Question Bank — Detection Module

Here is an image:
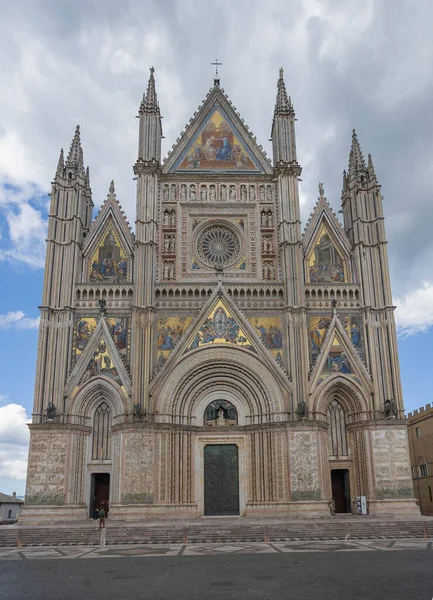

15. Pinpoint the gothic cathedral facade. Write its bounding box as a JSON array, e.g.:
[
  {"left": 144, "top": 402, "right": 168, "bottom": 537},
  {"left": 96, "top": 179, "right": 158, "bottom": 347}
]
[{"left": 22, "top": 68, "right": 418, "bottom": 522}]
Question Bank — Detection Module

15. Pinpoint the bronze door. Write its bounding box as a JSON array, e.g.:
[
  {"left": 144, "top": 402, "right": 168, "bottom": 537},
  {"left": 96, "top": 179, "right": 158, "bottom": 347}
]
[{"left": 204, "top": 444, "right": 240, "bottom": 516}]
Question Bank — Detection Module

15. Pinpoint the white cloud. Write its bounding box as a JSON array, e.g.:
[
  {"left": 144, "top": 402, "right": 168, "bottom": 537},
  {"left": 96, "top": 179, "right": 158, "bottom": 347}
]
[
  {"left": 0, "top": 404, "right": 30, "bottom": 484},
  {"left": 0, "top": 311, "right": 40, "bottom": 330},
  {"left": 395, "top": 281, "right": 433, "bottom": 336}
]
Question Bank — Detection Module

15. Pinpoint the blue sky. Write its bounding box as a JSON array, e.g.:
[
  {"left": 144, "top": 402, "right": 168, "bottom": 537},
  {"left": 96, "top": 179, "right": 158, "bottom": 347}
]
[{"left": 1, "top": 0, "right": 433, "bottom": 495}]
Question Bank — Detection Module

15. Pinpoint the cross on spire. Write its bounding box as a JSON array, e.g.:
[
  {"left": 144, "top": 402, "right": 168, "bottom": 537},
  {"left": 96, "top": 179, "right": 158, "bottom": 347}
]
[{"left": 211, "top": 59, "right": 222, "bottom": 86}]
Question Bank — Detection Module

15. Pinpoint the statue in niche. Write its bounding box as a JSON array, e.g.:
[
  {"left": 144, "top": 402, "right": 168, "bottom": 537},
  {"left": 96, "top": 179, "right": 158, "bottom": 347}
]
[
  {"left": 163, "top": 236, "right": 170, "bottom": 253},
  {"left": 259, "top": 186, "right": 265, "bottom": 202},
  {"left": 162, "top": 262, "right": 169, "bottom": 280},
  {"left": 266, "top": 211, "right": 273, "bottom": 227},
  {"left": 249, "top": 186, "right": 256, "bottom": 202},
  {"left": 229, "top": 185, "right": 236, "bottom": 201},
  {"left": 200, "top": 186, "right": 207, "bottom": 201},
  {"left": 46, "top": 402, "right": 57, "bottom": 421},
  {"left": 171, "top": 210, "right": 176, "bottom": 227},
  {"left": 163, "top": 210, "right": 169, "bottom": 226},
  {"left": 180, "top": 185, "right": 187, "bottom": 201},
  {"left": 205, "top": 400, "right": 238, "bottom": 426},
  {"left": 209, "top": 185, "right": 216, "bottom": 201},
  {"left": 384, "top": 399, "right": 397, "bottom": 418},
  {"left": 240, "top": 185, "right": 247, "bottom": 202},
  {"left": 163, "top": 186, "right": 169, "bottom": 201},
  {"left": 189, "top": 185, "right": 196, "bottom": 201},
  {"left": 133, "top": 403, "right": 142, "bottom": 421},
  {"left": 266, "top": 185, "right": 272, "bottom": 202},
  {"left": 98, "top": 298, "right": 106, "bottom": 315},
  {"left": 261, "top": 211, "right": 267, "bottom": 227},
  {"left": 170, "top": 184, "right": 176, "bottom": 201},
  {"left": 220, "top": 185, "right": 227, "bottom": 201},
  {"left": 169, "top": 236, "right": 175, "bottom": 253},
  {"left": 297, "top": 400, "right": 307, "bottom": 420}
]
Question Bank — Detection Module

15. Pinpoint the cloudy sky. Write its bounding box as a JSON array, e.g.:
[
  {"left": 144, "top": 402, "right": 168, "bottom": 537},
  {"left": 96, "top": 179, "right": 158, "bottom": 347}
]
[{"left": 1, "top": 0, "right": 432, "bottom": 495}]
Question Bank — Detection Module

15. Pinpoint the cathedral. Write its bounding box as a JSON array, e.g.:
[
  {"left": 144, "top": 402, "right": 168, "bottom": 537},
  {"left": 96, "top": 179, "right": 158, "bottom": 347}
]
[{"left": 22, "top": 68, "right": 418, "bottom": 523}]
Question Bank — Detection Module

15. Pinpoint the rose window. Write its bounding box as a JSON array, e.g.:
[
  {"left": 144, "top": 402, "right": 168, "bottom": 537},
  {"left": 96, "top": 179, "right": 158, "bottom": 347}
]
[{"left": 196, "top": 224, "right": 241, "bottom": 269}]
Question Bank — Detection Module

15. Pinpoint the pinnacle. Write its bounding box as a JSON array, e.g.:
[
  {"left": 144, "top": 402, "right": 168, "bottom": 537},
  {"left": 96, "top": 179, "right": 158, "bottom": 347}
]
[
  {"left": 140, "top": 66, "right": 159, "bottom": 114},
  {"left": 342, "top": 169, "right": 349, "bottom": 195},
  {"left": 108, "top": 180, "right": 116, "bottom": 197},
  {"left": 274, "top": 67, "right": 293, "bottom": 115},
  {"left": 66, "top": 125, "right": 83, "bottom": 167},
  {"left": 367, "top": 153, "right": 377, "bottom": 181},
  {"left": 348, "top": 128, "right": 366, "bottom": 177},
  {"left": 56, "top": 148, "right": 64, "bottom": 176}
]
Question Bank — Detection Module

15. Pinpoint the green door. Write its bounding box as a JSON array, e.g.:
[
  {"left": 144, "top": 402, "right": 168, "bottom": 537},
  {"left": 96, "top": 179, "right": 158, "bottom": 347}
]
[{"left": 204, "top": 444, "right": 239, "bottom": 516}]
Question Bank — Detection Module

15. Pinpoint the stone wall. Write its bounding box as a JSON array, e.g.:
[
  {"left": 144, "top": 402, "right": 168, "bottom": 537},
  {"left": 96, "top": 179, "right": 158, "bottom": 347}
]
[
  {"left": 121, "top": 432, "right": 155, "bottom": 504},
  {"left": 288, "top": 430, "right": 321, "bottom": 500},
  {"left": 26, "top": 430, "right": 68, "bottom": 505},
  {"left": 370, "top": 428, "right": 413, "bottom": 499}
]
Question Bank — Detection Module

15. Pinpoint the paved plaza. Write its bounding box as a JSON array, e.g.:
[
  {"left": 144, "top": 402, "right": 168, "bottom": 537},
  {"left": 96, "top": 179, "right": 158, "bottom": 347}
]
[
  {"left": 0, "top": 537, "right": 432, "bottom": 560},
  {"left": 1, "top": 543, "right": 432, "bottom": 600}
]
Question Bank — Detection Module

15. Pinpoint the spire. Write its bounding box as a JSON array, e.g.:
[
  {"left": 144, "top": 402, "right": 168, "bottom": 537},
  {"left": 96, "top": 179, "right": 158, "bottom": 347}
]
[
  {"left": 348, "top": 129, "right": 366, "bottom": 178},
  {"left": 56, "top": 148, "right": 64, "bottom": 177},
  {"left": 140, "top": 67, "right": 159, "bottom": 114},
  {"left": 367, "top": 153, "right": 377, "bottom": 183},
  {"left": 66, "top": 125, "right": 83, "bottom": 166},
  {"left": 274, "top": 67, "right": 293, "bottom": 116}
]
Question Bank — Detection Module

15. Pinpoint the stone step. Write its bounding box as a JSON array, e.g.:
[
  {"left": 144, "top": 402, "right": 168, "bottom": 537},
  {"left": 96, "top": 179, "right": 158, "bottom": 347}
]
[{"left": 1, "top": 520, "right": 432, "bottom": 547}]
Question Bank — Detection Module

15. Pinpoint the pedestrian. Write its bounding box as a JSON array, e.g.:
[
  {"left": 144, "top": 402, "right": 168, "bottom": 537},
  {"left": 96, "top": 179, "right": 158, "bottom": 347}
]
[
  {"left": 93, "top": 507, "right": 99, "bottom": 529},
  {"left": 99, "top": 506, "right": 106, "bottom": 529}
]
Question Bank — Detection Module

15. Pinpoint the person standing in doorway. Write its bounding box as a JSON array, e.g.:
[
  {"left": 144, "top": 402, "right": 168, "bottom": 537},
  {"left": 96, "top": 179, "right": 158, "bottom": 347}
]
[
  {"left": 93, "top": 507, "right": 99, "bottom": 529},
  {"left": 99, "top": 507, "right": 106, "bottom": 529}
]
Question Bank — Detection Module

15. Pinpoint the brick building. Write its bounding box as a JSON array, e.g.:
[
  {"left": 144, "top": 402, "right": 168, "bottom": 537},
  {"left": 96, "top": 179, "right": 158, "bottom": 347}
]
[{"left": 408, "top": 404, "right": 433, "bottom": 515}]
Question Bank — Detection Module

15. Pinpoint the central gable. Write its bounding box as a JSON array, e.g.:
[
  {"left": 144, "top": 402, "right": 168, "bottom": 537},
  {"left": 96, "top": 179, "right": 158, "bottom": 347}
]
[
  {"left": 172, "top": 103, "right": 261, "bottom": 174},
  {"left": 163, "top": 87, "right": 272, "bottom": 175}
]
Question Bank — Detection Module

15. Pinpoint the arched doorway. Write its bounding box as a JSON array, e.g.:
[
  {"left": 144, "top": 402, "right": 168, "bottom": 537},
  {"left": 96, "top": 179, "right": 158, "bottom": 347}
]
[{"left": 327, "top": 399, "right": 352, "bottom": 513}]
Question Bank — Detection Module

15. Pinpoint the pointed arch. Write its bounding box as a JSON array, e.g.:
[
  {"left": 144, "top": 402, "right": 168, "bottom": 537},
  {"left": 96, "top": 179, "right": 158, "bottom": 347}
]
[
  {"left": 313, "top": 376, "right": 369, "bottom": 422},
  {"left": 70, "top": 377, "right": 126, "bottom": 420}
]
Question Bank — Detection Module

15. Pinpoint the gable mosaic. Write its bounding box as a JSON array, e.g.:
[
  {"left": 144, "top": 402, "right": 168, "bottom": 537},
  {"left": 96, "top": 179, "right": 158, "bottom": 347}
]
[
  {"left": 74, "top": 317, "right": 128, "bottom": 365},
  {"left": 79, "top": 338, "right": 123, "bottom": 387},
  {"left": 185, "top": 300, "right": 255, "bottom": 353},
  {"left": 308, "top": 315, "right": 362, "bottom": 365},
  {"left": 171, "top": 104, "right": 263, "bottom": 173},
  {"left": 87, "top": 222, "right": 129, "bottom": 283},
  {"left": 306, "top": 224, "right": 347, "bottom": 283}
]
